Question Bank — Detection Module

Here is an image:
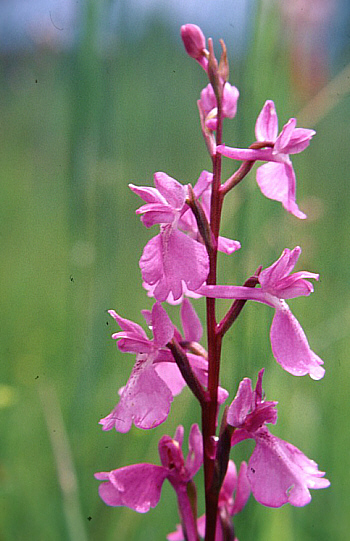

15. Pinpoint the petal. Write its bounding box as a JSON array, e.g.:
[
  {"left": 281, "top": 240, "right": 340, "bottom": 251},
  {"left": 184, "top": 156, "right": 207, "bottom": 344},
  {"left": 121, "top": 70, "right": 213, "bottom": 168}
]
[
  {"left": 143, "top": 279, "right": 203, "bottom": 306},
  {"left": 180, "top": 298, "right": 203, "bottom": 342},
  {"left": 152, "top": 302, "right": 174, "bottom": 346},
  {"left": 270, "top": 303, "right": 325, "bottom": 379},
  {"left": 217, "top": 145, "right": 275, "bottom": 162},
  {"left": 227, "top": 378, "right": 254, "bottom": 427},
  {"left": 256, "top": 162, "right": 306, "bottom": 219},
  {"left": 222, "top": 83, "right": 239, "bottom": 119},
  {"left": 274, "top": 271, "right": 319, "bottom": 299},
  {"left": 136, "top": 203, "right": 175, "bottom": 228},
  {"left": 99, "top": 360, "right": 173, "bottom": 432},
  {"left": 108, "top": 310, "right": 148, "bottom": 338},
  {"left": 283, "top": 128, "right": 316, "bottom": 154},
  {"left": 154, "top": 172, "right": 187, "bottom": 209},
  {"left": 112, "top": 332, "right": 154, "bottom": 354},
  {"left": 220, "top": 460, "right": 238, "bottom": 502},
  {"left": 154, "top": 360, "right": 186, "bottom": 396},
  {"left": 274, "top": 118, "right": 297, "bottom": 153},
  {"left": 232, "top": 461, "right": 251, "bottom": 515},
  {"left": 192, "top": 170, "right": 213, "bottom": 198},
  {"left": 248, "top": 429, "right": 330, "bottom": 508},
  {"left": 185, "top": 423, "right": 203, "bottom": 478},
  {"left": 140, "top": 228, "right": 209, "bottom": 302},
  {"left": 217, "top": 236, "right": 241, "bottom": 254},
  {"left": 129, "top": 184, "right": 167, "bottom": 204},
  {"left": 199, "top": 84, "right": 216, "bottom": 117},
  {"left": 95, "top": 463, "right": 168, "bottom": 512},
  {"left": 259, "top": 247, "right": 300, "bottom": 289},
  {"left": 255, "top": 100, "right": 278, "bottom": 142}
]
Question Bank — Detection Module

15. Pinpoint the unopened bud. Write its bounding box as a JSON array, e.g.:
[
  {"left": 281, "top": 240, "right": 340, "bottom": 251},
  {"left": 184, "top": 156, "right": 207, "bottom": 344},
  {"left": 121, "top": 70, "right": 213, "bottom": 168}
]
[{"left": 181, "top": 24, "right": 208, "bottom": 71}]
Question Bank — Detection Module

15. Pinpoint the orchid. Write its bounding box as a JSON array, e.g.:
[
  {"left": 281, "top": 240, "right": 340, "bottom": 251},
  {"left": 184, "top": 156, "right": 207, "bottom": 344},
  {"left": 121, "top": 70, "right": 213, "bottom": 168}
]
[
  {"left": 130, "top": 170, "right": 239, "bottom": 303},
  {"left": 198, "top": 82, "right": 240, "bottom": 132},
  {"left": 130, "top": 171, "right": 209, "bottom": 302},
  {"left": 96, "top": 424, "right": 203, "bottom": 541},
  {"left": 99, "top": 302, "right": 175, "bottom": 432},
  {"left": 198, "top": 246, "right": 325, "bottom": 380},
  {"left": 228, "top": 370, "right": 330, "bottom": 507},
  {"left": 96, "top": 23, "right": 330, "bottom": 541},
  {"left": 217, "top": 100, "right": 315, "bottom": 218}
]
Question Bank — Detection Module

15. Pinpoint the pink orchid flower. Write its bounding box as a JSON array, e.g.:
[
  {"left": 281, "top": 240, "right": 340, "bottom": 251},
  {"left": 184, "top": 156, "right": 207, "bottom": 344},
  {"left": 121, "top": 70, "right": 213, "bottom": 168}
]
[
  {"left": 100, "top": 299, "right": 227, "bottom": 433},
  {"left": 228, "top": 370, "right": 330, "bottom": 507},
  {"left": 198, "top": 82, "right": 240, "bottom": 132},
  {"left": 168, "top": 459, "right": 250, "bottom": 541},
  {"left": 99, "top": 303, "right": 175, "bottom": 432},
  {"left": 130, "top": 172, "right": 210, "bottom": 302},
  {"left": 130, "top": 171, "right": 240, "bottom": 303},
  {"left": 96, "top": 424, "right": 203, "bottom": 541},
  {"left": 217, "top": 100, "right": 316, "bottom": 218},
  {"left": 198, "top": 247, "right": 325, "bottom": 380}
]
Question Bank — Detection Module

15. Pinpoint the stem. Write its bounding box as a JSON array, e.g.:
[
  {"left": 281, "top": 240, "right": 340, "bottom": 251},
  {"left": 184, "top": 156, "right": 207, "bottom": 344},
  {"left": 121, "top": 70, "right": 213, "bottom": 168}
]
[{"left": 203, "top": 80, "right": 224, "bottom": 541}]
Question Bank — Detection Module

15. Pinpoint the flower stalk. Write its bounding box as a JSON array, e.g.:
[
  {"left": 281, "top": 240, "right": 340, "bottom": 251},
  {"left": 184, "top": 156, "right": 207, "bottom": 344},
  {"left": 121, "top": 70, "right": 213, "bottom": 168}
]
[{"left": 95, "top": 22, "right": 329, "bottom": 541}]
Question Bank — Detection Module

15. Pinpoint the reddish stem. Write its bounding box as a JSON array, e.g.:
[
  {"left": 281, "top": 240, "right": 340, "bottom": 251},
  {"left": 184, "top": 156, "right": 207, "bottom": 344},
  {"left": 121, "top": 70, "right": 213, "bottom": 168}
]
[{"left": 203, "top": 85, "right": 224, "bottom": 541}]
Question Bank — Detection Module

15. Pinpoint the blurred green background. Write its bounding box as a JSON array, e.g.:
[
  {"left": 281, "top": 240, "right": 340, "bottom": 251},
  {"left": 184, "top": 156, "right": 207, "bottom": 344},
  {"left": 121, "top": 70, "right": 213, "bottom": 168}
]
[{"left": 1, "top": 0, "right": 350, "bottom": 540}]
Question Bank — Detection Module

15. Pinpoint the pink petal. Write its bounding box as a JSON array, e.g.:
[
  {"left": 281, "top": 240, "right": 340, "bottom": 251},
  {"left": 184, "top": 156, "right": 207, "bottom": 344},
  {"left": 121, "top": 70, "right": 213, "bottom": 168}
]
[
  {"left": 154, "top": 172, "right": 186, "bottom": 209},
  {"left": 274, "top": 118, "right": 297, "bottom": 153},
  {"left": 108, "top": 310, "right": 148, "bottom": 338},
  {"left": 256, "top": 162, "right": 306, "bottom": 219},
  {"left": 112, "top": 332, "right": 154, "bottom": 354},
  {"left": 248, "top": 429, "right": 330, "bottom": 507},
  {"left": 137, "top": 203, "right": 175, "bottom": 228},
  {"left": 95, "top": 463, "right": 168, "bottom": 512},
  {"left": 232, "top": 461, "right": 251, "bottom": 515},
  {"left": 217, "top": 236, "right": 241, "bottom": 254},
  {"left": 154, "top": 361, "right": 186, "bottom": 396},
  {"left": 220, "top": 460, "right": 237, "bottom": 502},
  {"left": 199, "top": 84, "right": 216, "bottom": 117},
  {"left": 129, "top": 184, "right": 166, "bottom": 204},
  {"left": 152, "top": 302, "right": 174, "bottom": 346},
  {"left": 273, "top": 271, "right": 319, "bottom": 299},
  {"left": 192, "top": 170, "right": 213, "bottom": 198},
  {"left": 180, "top": 299, "right": 203, "bottom": 342},
  {"left": 227, "top": 378, "right": 254, "bottom": 427},
  {"left": 259, "top": 247, "right": 300, "bottom": 289},
  {"left": 143, "top": 279, "right": 203, "bottom": 305},
  {"left": 255, "top": 100, "right": 278, "bottom": 142},
  {"left": 185, "top": 423, "right": 203, "bottom": 478},
  {"left": 270, "top": 304, "right": 325, "bottom": 380},
  {"left": 99, "top": 360, "right": 173, "bottom": 432},
  {"left": 283, "top": 128, "right": 316, "bottom": 155},
  {"left": 217, "top": 145, "right": 275, "bottom": 162},
  {"left": 140, "top": 228, "right": 209, "bottom": 302},
  {"left": 222, "top": 83, "right": 239, "bottom": 119}
]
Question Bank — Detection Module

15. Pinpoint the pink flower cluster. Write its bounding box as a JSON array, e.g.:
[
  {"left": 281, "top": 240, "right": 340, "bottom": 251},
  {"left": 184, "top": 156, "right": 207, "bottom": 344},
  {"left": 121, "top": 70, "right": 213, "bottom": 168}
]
[{"left": 95, "top": 22, "right": 329, "bottom": 541}]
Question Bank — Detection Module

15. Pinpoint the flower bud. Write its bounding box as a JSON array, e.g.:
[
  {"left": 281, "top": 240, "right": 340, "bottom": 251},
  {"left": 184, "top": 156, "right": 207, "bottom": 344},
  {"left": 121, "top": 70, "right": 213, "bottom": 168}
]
[
  {"left": 181, "top": 24, "right": 208, "bottom": 71},
  {"left": 181, "top": 24, "right": 206, "bottom": 59}
]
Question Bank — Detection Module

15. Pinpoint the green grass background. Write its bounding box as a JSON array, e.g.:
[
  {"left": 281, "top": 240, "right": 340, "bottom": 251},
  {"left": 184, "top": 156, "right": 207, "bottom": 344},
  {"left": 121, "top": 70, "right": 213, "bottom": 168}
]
[{"left": 1, "top": 1, "right": 350, "bottom": 540}]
